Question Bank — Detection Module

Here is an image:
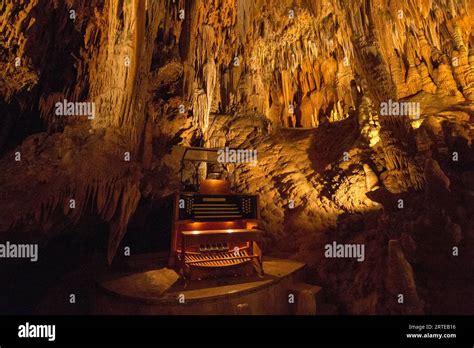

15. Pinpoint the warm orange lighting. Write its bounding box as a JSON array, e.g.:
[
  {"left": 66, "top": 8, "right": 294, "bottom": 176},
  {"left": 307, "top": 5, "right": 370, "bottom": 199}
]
[
  {"left": 199, "top": 179, "right": 231, "bottom": 194},
  {"left": 191, "top": 230, "right": 200, "bottom": 235},
  {"left": 246, "top": 222, "right": 257, "bottom": 229},
  {"left": 226, "top": 229, "right": 234, "bottom": 233},
  {"left": 204, "top": 179, "right": 221, "bottom": 184}
]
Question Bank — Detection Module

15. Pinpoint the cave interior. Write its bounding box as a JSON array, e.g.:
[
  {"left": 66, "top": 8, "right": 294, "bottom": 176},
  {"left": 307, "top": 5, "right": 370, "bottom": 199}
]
[{"left": 0, "top": 0, "right": 473, "bottom": 315}]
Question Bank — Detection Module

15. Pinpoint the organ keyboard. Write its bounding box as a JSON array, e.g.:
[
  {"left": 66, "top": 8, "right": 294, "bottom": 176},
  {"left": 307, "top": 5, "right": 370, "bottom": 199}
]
[{"left": 169, "top": 179, "right": 264, "bottom": 279}]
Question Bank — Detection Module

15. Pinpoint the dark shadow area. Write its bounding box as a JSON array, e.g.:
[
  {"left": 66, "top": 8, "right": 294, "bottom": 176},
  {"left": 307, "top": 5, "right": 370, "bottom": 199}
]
[{"left": 307, "top": 115, "right": 360, "bottom": 174}]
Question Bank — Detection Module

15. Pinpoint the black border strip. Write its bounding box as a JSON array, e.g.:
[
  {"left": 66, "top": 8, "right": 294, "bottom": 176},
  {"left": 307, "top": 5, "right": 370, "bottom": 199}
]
[{"left": 0, "top": 315, "right": 472, "bottom": 346}]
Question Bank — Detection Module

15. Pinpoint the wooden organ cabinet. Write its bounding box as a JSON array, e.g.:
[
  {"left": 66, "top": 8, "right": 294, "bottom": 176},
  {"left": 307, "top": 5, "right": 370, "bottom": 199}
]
[{"left": 169, "top": 179, "right": 264, "bottom": 279}]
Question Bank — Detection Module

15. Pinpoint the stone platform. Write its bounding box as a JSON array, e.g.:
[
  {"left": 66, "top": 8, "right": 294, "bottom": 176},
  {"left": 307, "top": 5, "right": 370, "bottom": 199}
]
[{"left": 94, "top": 257, "right": 306, "bottom": 315}]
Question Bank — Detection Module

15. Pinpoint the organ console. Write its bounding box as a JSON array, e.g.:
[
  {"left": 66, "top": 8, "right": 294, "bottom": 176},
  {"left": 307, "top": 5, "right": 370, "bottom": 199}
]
[{"left": 169, "top": 178, "right": 264, "bottom": 280}]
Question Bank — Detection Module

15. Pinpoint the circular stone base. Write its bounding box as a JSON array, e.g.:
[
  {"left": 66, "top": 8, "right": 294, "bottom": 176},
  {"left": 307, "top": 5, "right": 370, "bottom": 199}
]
[{"left": 94, "top": 257, "right": 306, "bottom": 315}]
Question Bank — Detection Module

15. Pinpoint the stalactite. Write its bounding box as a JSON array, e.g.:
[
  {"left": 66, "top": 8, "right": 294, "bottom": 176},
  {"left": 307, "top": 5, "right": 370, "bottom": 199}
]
[
  {"left": 192, "top": 89, "right": 209, "bottom": 134},
  {"left": 142, "top": 117, "right": 153, "bottom": 170},
  {"left": 389, "top": 54, "right": 409, "bottom": 99},
  {"left": 358, "top": 96, "right": 381, "bottom": 147},
  {"left": 419, "top": 60, "right": 438, "bottom": 94},
  {"left": 464, "top": 50, "right": 474, "bottom": 101},
  {"left": 379, "top": 116, "right": 424, "bottom": 193},
  {"left": 107, "top": 181, "right": 141, "bottom": 264},
  {"left": 0, "top": 0, "right": 40, "bottom": 101},
  {"left": 435, "top": 58, "right": 465, "bottom": 102},
  {"left": 88, "top": 0, "right": 165, "bottom": 152},
  {"left": 405, "top": 64, "right": 423, "bottom": 97}
]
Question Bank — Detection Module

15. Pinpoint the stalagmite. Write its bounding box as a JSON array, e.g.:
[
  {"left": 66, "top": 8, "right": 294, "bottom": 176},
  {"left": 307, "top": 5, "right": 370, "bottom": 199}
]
[
  {"left": 363, "top": 164, "right": 380, "bottom": 192},
  {"left": 386, "top": 240, "right": 424, "bottom": 314}
]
